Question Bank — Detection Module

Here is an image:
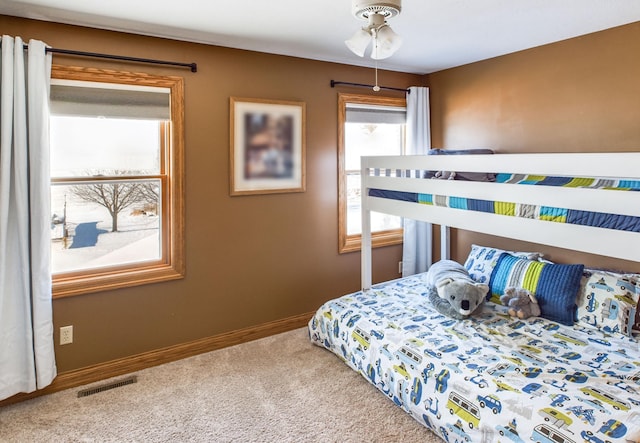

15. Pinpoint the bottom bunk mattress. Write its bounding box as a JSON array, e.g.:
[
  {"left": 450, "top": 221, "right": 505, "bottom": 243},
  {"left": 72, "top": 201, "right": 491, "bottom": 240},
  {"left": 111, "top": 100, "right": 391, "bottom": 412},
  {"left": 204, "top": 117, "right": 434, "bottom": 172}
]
[{"left": 308, "top": 274, "right": 640, "bottom": 443}]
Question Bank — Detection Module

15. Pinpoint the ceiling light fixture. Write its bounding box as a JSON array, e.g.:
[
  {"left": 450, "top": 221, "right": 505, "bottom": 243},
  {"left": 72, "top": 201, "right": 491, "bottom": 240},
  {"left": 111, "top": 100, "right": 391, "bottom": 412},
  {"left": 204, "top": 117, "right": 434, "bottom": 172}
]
[{"left": 345, "top": 0, "right": 402, "bottom": 60}]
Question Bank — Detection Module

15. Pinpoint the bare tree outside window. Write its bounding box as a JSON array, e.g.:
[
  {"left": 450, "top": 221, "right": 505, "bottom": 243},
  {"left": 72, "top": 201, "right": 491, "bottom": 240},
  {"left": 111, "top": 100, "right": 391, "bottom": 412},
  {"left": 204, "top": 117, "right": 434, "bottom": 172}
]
[{"left": 70, "top": 171, "right": 159, "bottom": 232}]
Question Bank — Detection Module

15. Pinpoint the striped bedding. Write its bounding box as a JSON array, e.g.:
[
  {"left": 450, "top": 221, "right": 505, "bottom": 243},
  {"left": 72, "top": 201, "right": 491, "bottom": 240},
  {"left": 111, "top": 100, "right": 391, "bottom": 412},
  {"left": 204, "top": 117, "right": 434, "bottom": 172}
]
[
  {"left": 368, "top": 173, "right": 640, "bottom": 233},
  {"left": 494, "top": 173, "right": 640, "bottom": 190}
]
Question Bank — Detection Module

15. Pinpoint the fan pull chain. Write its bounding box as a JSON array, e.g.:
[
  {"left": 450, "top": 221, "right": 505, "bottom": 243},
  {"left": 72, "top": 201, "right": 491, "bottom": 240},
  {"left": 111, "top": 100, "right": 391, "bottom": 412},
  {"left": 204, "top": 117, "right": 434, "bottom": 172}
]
[{"left": 373, "top": 32, "right": 381, "bottom": 92}]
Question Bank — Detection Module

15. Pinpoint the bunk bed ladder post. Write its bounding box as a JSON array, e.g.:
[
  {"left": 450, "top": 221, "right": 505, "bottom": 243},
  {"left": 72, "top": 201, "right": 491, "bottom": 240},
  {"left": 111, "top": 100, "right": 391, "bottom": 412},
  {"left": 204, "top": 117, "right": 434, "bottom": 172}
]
[
  {"left": 361, "top": 158, "right": 373, "bottom": 291},
  {"left": 440, "top": 225, "right": 450, "bottom": 260}
]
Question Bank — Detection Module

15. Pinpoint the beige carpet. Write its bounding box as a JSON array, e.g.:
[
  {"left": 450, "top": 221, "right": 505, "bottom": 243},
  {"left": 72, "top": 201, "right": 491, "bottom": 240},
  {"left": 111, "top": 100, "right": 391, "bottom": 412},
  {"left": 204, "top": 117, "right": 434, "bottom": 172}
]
[{"left": 0, "top": 327, "right": 441, "bottom": 442}]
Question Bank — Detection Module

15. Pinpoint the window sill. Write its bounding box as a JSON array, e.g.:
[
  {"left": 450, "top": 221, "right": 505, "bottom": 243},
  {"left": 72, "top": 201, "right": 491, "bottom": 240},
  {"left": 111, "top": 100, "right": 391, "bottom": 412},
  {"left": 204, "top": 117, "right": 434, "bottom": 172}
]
[
  {"left": 339, "top": 229, "right": 403, "bottom": 254},
  {"left": 53, "top": 262, "right": 184, "bottom": 298}
]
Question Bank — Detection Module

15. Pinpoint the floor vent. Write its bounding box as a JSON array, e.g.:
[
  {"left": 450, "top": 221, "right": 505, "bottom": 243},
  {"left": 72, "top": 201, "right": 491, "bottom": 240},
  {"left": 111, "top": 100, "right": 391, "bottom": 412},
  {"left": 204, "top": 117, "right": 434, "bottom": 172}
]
[{"left": 77, "top": 375, "right": 137, "bottom": 398}]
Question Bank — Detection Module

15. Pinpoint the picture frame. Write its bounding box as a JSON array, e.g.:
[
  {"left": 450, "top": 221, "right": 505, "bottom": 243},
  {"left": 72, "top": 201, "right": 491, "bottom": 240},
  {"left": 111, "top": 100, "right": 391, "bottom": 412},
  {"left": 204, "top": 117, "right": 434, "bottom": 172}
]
[{"left": 230, "top": 97, "right": 306, "bottom": 195}]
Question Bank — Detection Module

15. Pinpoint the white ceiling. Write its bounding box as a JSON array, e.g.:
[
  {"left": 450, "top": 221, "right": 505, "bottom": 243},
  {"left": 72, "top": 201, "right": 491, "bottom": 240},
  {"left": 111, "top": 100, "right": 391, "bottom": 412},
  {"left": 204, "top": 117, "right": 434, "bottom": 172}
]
[{"left": 2, "top": 0, "right": 640, "bottom": 74}]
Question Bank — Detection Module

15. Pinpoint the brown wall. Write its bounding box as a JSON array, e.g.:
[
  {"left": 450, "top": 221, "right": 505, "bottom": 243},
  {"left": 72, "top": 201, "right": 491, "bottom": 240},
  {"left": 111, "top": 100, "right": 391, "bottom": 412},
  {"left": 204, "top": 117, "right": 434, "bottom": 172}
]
[
  {"left": 4, "top": 15, "right": 639, "bottom": 376},
  {"left": 428, "top": 22, "right": 640, "bottom": 273},
  {"left": 0, "top": 15, "right": 423, "bottom": 373}
]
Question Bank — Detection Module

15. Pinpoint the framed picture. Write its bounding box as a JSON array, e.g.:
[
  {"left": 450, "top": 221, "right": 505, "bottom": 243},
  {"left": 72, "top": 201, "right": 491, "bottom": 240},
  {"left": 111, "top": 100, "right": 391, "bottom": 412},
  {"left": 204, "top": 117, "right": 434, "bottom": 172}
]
[{"left": 230, "top": 97, "right": 306, "bottom": 195}]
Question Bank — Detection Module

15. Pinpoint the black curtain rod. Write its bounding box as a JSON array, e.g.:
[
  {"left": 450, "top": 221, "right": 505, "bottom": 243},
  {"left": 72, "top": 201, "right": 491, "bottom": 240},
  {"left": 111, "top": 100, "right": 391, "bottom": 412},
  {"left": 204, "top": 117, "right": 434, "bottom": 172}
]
[
  {"left": 24, "top": 45, "right": 197, "bottom": 72},
  {"left": 330, "top": 80, "right": 409, "bottom": 93}
]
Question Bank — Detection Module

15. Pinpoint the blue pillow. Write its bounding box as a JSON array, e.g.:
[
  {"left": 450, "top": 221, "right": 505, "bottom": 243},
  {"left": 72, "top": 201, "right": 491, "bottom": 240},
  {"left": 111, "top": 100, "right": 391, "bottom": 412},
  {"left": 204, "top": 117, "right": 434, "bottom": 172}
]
[{"left": 489, "top": 253, "right": 584, "bottom": 326}]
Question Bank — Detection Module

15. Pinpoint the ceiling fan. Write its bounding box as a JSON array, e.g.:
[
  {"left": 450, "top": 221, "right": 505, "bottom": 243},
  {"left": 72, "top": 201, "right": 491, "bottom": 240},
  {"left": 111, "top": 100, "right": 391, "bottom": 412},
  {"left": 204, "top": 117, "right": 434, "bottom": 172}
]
[{"left": 345, "top": 0, "right": 403, "bottom": 60}]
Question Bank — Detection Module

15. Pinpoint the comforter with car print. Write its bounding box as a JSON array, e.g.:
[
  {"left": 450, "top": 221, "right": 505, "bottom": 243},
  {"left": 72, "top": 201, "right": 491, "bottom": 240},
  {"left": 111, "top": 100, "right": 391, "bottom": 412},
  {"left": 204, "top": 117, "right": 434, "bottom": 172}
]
[{"left": 308, "top": 274, "right": 640, "bottom": 443}]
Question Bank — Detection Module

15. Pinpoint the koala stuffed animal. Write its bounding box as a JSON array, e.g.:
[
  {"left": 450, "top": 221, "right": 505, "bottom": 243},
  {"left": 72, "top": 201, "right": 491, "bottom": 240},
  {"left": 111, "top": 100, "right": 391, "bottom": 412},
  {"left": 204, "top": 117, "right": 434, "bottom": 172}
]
[
  {"left": 500, "top": 287, "right": 541, "bottom": 319},
  {"left": 425, "top": 260, "right": 489, "bottom": 319}
]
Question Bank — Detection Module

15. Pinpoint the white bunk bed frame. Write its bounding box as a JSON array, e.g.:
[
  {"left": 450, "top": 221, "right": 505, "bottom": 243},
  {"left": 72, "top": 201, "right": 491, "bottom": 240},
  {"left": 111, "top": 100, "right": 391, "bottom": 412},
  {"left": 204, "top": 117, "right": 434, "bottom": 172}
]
[{"left": 361, "top": 152, "right": 640, "bottom": 290}]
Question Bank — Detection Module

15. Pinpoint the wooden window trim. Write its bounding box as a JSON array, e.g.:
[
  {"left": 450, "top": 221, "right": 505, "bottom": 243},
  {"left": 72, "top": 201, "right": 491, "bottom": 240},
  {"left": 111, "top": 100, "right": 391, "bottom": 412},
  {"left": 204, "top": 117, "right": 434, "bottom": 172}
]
[
  {"left": 50, "top": 65, "right": 185, "bottom": 298},
  {"left": 338, "top": 93, "right": 405, "bottom": 254}
]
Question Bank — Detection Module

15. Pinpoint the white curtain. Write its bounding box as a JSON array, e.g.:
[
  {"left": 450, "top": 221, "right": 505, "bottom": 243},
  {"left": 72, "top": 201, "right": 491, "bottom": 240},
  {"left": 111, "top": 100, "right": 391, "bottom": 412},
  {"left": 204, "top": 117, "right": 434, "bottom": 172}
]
[
  {"left": 0, "top": 36, "right": 56, "bottom": 400},
  {"left": 402, "top": 86, "right": 432, "bottom": 277}
]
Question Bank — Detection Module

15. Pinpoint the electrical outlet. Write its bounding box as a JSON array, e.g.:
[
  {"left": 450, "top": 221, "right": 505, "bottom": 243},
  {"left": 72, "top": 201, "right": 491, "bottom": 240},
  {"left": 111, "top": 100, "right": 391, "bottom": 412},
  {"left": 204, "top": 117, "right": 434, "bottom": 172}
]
[{"left": 60, "top": 325, "right": 73, "bottom": 345}]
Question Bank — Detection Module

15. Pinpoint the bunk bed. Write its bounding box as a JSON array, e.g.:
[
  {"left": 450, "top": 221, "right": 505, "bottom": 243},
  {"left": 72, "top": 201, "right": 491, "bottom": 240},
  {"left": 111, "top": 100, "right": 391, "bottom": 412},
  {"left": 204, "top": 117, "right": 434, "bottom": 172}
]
[{"left": 309, "top": 152, "right": 640, "bottom": 443}]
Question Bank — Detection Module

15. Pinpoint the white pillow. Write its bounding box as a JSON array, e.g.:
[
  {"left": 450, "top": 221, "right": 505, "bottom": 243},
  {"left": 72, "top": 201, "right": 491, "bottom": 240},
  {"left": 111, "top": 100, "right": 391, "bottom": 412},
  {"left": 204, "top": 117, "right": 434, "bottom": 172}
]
[{"left": 576, "top": 269, "right": 640, "bottom": 337}]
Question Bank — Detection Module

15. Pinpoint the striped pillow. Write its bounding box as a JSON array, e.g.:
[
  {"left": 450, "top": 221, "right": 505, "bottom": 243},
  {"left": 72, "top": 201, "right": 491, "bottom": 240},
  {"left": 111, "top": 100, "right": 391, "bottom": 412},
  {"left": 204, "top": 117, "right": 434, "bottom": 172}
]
[
  {"left": 463, "top": 244, "right": 543, "bottom": 284},
  {"left": 489, "top": 253, "right": 584, "bottom": 326}
]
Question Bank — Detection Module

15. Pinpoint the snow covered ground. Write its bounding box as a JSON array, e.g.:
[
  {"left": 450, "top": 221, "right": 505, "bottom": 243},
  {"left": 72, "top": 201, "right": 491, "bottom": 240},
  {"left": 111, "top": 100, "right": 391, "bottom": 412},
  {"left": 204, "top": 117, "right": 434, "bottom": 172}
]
[{"left": 51, "top": 200, "right": 160, "bottom": 274}]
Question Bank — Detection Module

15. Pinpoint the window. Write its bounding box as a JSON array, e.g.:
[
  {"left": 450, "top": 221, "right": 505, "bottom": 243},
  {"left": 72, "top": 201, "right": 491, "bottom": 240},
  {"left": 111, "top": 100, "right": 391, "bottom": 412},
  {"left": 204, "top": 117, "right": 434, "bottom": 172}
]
[
  {"left": 50, "top": 66, "right": 185, "bottom": 297},
  {"left": 338, "top": 93, "right": 406, "bottom": 253}
]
